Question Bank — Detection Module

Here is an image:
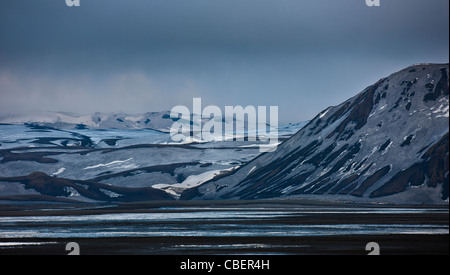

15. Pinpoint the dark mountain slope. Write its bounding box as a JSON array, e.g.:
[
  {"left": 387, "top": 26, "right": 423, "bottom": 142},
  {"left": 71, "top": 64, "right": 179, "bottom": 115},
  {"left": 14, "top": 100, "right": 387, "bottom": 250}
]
[{"left": 0, "top": 172, "right": 175, "bottom": 202}]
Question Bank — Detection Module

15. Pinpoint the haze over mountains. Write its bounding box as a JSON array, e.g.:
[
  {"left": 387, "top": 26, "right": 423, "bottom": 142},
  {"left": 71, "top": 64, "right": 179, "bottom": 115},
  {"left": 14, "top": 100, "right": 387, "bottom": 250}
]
[
  {"left": 183, "top": 63, "right": 449, "bottom": 204},
  {"left": 0, "top": 63, "right": 448, "bottom": 204}
]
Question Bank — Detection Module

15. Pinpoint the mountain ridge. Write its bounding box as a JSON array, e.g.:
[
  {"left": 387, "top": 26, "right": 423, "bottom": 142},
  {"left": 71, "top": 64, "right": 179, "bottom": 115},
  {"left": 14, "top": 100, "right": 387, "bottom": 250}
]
[{"left": 0, "top": 111, "right": 175, "bottom": 132}]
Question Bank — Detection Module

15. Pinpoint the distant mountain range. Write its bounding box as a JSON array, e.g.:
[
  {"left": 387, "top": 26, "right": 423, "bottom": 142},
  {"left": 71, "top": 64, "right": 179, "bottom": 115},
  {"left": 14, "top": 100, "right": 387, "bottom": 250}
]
[
  {"left": 0, "top": 116, "right": 305, "bottom": 204},
  {"left": 0, "top": 111, "right": 176, "bottom": 132},
  {"left": 182, "top": 63, "right": 449, "bottom": 204}
]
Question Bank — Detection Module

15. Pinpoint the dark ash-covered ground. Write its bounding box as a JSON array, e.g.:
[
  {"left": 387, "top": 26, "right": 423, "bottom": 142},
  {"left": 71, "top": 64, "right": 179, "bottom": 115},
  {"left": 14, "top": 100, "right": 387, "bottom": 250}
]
[{"left": 0, "top": 200, "right": 448, "bottom": 255}]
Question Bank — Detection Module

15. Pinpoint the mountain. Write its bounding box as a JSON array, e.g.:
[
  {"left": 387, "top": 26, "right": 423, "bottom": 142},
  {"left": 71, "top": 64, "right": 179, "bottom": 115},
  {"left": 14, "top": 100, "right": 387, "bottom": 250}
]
[
  {"left": 182, "top": 63, "right": 449, "bottom": 204},
  {"left": 0, "top": 111, "right": 176, "bottom": 132},
  {"left": 0, "top": 110, "right": 306, "bottom": 203}
]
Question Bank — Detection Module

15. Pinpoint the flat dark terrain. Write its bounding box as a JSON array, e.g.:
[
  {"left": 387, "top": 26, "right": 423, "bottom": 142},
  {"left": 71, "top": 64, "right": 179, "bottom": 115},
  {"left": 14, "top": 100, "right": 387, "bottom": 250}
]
[
  {"left": 0, "top": 234, "right": 448, "bottom": 255},
  {"left": 0, "top": 200, "right": 448, "bottom": 255}
]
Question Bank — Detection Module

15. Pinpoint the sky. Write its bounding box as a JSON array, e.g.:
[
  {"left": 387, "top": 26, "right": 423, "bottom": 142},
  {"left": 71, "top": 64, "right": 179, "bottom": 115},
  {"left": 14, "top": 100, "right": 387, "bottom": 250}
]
[{"left": 0, "top": 0, "right": 448, "bottom": 123}]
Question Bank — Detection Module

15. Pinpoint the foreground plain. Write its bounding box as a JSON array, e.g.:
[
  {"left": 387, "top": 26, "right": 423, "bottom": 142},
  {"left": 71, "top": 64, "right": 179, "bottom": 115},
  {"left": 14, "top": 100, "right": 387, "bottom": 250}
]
[{"left": 0, "top": 200, "right": 448, "bottom": 255}]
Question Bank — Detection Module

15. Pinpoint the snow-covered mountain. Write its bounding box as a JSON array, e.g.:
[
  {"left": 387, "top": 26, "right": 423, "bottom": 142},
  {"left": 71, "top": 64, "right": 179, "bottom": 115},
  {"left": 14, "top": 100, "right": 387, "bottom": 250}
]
[
  {"left": 0, "top": 111, "right": 176, "bottom": 132},
  {"left": 182, "top": 63, "right": 449, "bottom": 204},
  {"left": 0, "top": 104, "right": 307, "bottom": 203}
]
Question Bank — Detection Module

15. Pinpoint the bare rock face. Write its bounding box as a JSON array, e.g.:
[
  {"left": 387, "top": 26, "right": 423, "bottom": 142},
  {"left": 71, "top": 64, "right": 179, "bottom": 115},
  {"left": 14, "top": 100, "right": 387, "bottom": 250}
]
[{"left": 184, "top": 64, "right": 449, "bottom": 204}]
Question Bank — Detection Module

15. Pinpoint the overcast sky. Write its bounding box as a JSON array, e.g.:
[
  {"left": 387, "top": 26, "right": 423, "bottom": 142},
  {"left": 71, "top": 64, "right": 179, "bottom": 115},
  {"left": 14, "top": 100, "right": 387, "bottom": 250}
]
[{"left": 0, "top": 0, "right": 448, "bottom": 122}]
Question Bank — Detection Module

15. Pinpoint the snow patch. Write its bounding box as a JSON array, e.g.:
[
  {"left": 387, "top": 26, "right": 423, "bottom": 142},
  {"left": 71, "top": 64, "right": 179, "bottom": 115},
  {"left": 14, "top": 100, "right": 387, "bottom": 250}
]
[
  {"left": 153, "top": 167, "right": 238, "bottom": 198},
  {"left": 248, "top": 166, "right": 257, "bottom": 176},
  {"left": 319, "top": 108, "right": 330, "bottom": 119},
  {"left": 381, "top": 140, "right": 394, "bottom": 155},
  {"left": 84, "top": 158, "right": 134, "bottom": 170},
  {"left": 379, "top": 104, "right": 387, "bottom": 111},
  {"left": 432, "top": 99, "right": 449, "bottom": 118},
  {"left": 64, "top": 187, "right": 80, "bottom": 197},
  {"left": 125, "top": 116, "right": 144, "bottom": 122},
  {"left": 99, "top": 188, "right": 121, "bottom": 198},
  {"left": 51, "top": 168, "right": 66, "bottom": 177}
]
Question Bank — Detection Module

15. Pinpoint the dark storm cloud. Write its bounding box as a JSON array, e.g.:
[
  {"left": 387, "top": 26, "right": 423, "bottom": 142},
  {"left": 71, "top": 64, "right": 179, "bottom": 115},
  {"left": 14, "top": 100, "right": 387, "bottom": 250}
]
[{"left": 0, "top": 0, "right": 448, "bottom": 121}]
